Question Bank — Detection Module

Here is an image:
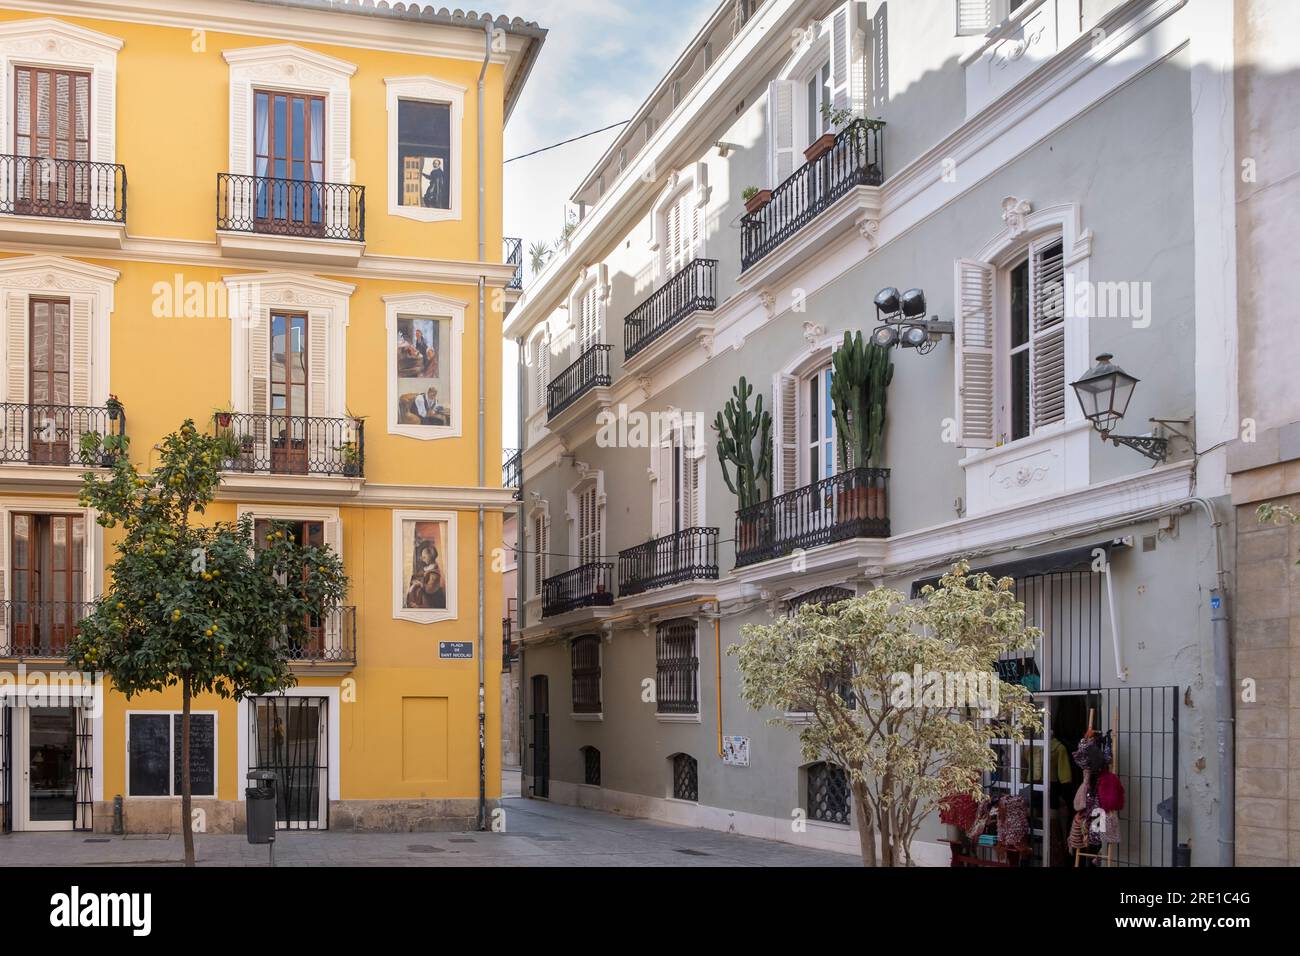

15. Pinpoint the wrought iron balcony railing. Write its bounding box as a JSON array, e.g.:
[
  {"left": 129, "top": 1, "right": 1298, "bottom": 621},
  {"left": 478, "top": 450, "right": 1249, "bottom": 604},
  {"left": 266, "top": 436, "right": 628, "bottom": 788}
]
[
  {"left": 0, "top": 600, "right": 94, "bottom": 659},
  {"left": 217, "top": 173, "right": 365, "bottom": 241},
  {"left": 546, "top": 343, "right": 611, "bottom": 420},
  {"left": 624, "top": 258, "right": 717, "bottom": 359},
  {"left": 0, "top": 154, "right": 126, "bottom": 223},
  {"left": 740, "top": 119, "right": 885, "bottom": 271},
  {"left": 542, "top": 562, "right": 614, "bottom": 618},
  {"left": 284, "top": 605, "right": 356, "bottom": 665},
  {"left": 213, "top": 412, "right": 364, "bottom": 478},
  {"left": 734, "top": 466, "right": 889, "bottom": 568},
  {"left": 0, "top": 402, "right": 126, "bottom": 467},
  {"left": 502, "top": 447, "right": 521, "bottom": 495},
  {"left": 504, "top": 236, "right": 523, "bottom": 291},
  {"left": 618, "top": 527, "right": 719, "bottom": 596}
]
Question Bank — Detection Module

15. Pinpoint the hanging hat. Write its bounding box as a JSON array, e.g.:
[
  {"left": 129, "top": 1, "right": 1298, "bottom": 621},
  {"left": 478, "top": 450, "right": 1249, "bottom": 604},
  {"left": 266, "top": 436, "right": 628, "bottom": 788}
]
[{"left": 1096, "top": 769, "right": 1126, "bottom": 812}]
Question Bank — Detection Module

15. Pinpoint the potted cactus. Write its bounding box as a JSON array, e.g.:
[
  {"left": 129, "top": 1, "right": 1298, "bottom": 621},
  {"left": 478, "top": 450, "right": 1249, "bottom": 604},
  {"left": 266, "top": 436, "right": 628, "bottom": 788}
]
[
  {"left": 830, "top": 331, "right": 892, "bottom": 521},
  {"left": 713, "top": 376, "right": 773, "bottom": 553}
]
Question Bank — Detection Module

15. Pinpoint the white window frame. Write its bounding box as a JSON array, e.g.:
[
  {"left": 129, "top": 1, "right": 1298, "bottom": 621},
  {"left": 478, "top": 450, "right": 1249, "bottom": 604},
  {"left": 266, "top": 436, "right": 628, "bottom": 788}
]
[
  {"left": 236, "top": 686, "right": 341, "bottom": 808},
  {"left": 124, "top": 711, "right": 218, "bottom": 799},
  {"left": 772, "top": 336, "right": 839, "bottom": 495},
  {"left": 236, "top": 503, "right": 342, "bottom": 554},
  {"left": 527, "top": 502, "right": 549, "bottom": 599},
  {"left": 224, "top": 272, "right": 352, "bottom": 422},
  {"left": 802, "top": 363, "right": 837, "bottom": 485},
  {"left": 995, "top": 234, "right": 1065, "bottom": 444},
  {"left": 648, "top": 164, "right": 709, "bottom": 281},
  {"left": 528, "top": 327, "right": 551, "bottom": 419},
  {"left": 385, "top": 75, "right": 465, "bottom": 223},
  {"left": 0, "top": 18, "right": 121, "bottom": 163},
  {"left": 0, "top": 255, "right": 116, "bottom": 411},
  {"left": 567, "top": 471, "right": 605, "bottom": 567},
  {"left": 384, "top": 291, "right": 466, "bottom": 441},
  {"left": 955, "top": 0, "right": 1019, "bottom": 37},
  {"left": 224, "top": 44, "right": 355, "bottom": 187},
  {"left": 0, "top": 497, "right": 101, "bottom": 612},
  {"left": 392, "top": 509, "right": 458, "bottom": 624},
  {"left": 567, "top": 265, "right": 608, "bottom": 355}
]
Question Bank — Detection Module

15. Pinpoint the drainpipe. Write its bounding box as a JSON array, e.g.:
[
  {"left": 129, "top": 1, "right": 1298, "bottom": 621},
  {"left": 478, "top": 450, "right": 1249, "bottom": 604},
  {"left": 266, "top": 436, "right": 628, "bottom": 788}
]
[
  {"left": 475, "top": 19, "right": 491, "bottom": 832},
  {"left": 516, "top": 335, "right": 527, "bottom": 796},
  {"left": 1190, "top": 496, "right": 1233, "bottom": 867}
]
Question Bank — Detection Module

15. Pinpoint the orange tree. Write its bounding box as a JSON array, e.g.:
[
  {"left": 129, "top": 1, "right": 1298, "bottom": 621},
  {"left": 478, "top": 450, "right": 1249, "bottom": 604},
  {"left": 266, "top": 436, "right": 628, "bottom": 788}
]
[{"left": 66, "top": 420, "right": 347, "bottom": 865}]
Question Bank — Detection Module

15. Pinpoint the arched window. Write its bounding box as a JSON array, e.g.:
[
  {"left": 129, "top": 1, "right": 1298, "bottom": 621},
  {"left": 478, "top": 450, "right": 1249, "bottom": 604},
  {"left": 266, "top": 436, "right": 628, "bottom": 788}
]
[
  {"left": 807, "top": 762, "right": 851, "bottom": 825},
  {"left": 581, "top": 745, "right": 601, "bottom": 787},
  {"left": 670, "top": 752, "right": 698, "bottom": 802}
]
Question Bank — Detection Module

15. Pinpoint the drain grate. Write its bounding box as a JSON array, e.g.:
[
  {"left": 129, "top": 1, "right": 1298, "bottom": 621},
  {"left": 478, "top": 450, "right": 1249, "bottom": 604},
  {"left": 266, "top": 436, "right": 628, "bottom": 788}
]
[
  {"left": 407, "top": 845, "right": 445, "bottom": 854},
  {"left": 83, "top": 838, "right": 111, "bottom": 844},
  {"left": 448, "top": 837, "right": 475, "bottom": 843},
  {"left": 674, "top": 848, "right": 710, "bottom": 857}
]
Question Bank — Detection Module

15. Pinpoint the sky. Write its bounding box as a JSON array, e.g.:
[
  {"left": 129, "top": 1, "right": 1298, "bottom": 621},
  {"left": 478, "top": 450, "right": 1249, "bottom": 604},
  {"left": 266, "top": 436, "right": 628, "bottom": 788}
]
[{"left": 500, "top": 0, "right": 719, "bottom": 448}]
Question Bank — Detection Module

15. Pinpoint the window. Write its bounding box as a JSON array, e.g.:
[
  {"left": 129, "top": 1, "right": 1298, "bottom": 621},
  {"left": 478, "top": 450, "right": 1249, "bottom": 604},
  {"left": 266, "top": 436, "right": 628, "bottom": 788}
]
[
  {"left": 530, "top": 333, "right": 550, "bottom": 416},
  {"left": 392, "top": 510, "right": 458, "bottom": 623},
  {"left": 13, "top": 66, "right": 91, "bottom": 216},
  {"left": 254, "top": 517, "right": 328, "bottom": 658},
  {"left": 652, "top": 415, "right": 704, "bottom": 537},
  {"left": 661, "top": 187, "right": 701, "bottom": 277},
  {"left": 955, "top": 0, "right": 1028, "bottom": 36},
  {"left": 531, "top": 509, "right": 549, "bottom": 597},
  {"left": 805, "top": 61, "right": 831, "bottom": 148},
  {"left": 397, "top": 99, "right": 451, "bottom": 210},
  {"left": 955, "top": 234, "right": 1065, "bottom": 447},
  {"left": 575, "top": 483, "right": 602, "bottom": 565},
  {"left": 581, "top": 745, "right": 601, "bottom": 786},
  {"left": 807, "top": 762, "right": 851, "bottom": 824},
  {"left": 784, "top": 587, "right": 857, "bottom": 713},
  {"left": 385, "top": 76, "right": 464, "bottom": 222},
  {"left": 571, "top": 635, "right": 601, "bottom": 714},
  {"left": 655, "top": 619, "right": 699, "bottom": 715},
  {"left": 576, "top": 283, "right": 601, "bottom": 353},
  {"left": 253, "top": 90, "right": 325, "bottom": 235},
  {"left": 127, "top": 713, "right": 216, "bottom": 798},
  {"left": 805, "top": 364, "right": 836, "bottom": 483},
  {"left": 671, "top": 752, "right": 698, "bottom": 802},
  {"left": 11, "top": 514, "right": 87, "bottom": 659}
]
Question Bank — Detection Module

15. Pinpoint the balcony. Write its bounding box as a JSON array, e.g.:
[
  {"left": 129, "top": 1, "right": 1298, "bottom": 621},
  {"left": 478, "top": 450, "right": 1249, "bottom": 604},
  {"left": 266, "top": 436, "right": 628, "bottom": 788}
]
[
  {"left": 216, "top": 173, "right": 365, "bottom": 265},
  {"left": 213, "top": 412, "right": 364, "bottom": 480},
  {"left": 542, "top": 563, "right": 614, "bottom": 618},
  {"left": 547, "top": 343, "right": 612, "bottom": 421},
  {"left": 734, "top": 466, "right": 889, "bottom": 568},
  {"left": 618, "top": 527, "right": 719, "bottom": 597},
  {"left": 0, "top": 154, "right": 127, "bottom": 247},
  {"left": 285, "top": 605, "right": 356, "bottom": 672},
  {"left": 502, "top": 447, "right": 521, "bottom": 497},
  {"left": 0, "top": 600, "right": 93, "bottom": 660},
  {"left": 504, "top": 237, "right": 523, "bottom": 291},
  {"left": 624, "top": 258, "right": 717, "bottom": 365},
  {"left": 0, "top": 402, "right": 126, "bottom": 468},
  {"left": 740, "top": 119, "right": 884, "bottom": 273}
]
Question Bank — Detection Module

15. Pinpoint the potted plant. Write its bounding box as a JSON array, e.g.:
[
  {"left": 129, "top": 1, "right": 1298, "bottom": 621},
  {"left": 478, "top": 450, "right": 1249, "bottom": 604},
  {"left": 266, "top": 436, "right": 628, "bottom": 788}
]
[
  {"left": 105, "top": 394, "right": 123, "bottom": 422},
  {"left": 713, "top": 376, "right": 773, "bottom": 554},
  {"left": 213, "top": 405, "right": 235, "bottom": 428},
  {"left": 830, "top": 330, "right": 892, "bottom": 521},
  {"left": 337, "top": 440, "right": 361, "bottom": 477},
  {"left": 742, "top": 185, "right": 772, "bottom": 215}
]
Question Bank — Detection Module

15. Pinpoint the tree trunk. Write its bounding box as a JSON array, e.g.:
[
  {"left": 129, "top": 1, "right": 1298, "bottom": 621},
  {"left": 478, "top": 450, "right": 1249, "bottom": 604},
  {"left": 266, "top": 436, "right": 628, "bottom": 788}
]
[
  {"left": 851, "top": 781, "right": 877, "bottom": 867},
  {"left": 181, "top": 674, "right": 194, "bottom": 867}
]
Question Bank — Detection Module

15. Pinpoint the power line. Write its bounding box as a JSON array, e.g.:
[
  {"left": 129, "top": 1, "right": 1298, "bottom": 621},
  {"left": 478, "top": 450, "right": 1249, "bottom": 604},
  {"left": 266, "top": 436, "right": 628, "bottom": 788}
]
[{"left": 505, "top": 120, "right": 630, "bottom": 164}]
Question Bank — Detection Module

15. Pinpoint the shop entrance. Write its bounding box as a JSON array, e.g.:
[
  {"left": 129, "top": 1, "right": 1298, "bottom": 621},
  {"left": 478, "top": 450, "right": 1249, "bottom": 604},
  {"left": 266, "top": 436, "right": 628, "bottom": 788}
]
[
  {"left": 249, "top": 696, "right": 329, "bottom": 830},
  {"left": 0, "top": 702, "right": 92, "bottom": 833},
  {"left": 529, "top": 675, "right": 549, "bottom": 798}
]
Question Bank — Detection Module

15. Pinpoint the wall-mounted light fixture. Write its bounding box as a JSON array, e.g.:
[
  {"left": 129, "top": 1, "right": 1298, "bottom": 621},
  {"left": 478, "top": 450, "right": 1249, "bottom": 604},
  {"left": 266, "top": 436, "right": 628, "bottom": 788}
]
[
  {"left": 871, "top": 287, "right": 953, "bottom": 354},
  {"left": 1070, "top": 353, "right": 1190, "bottom": 462},
  {"left": 714, "top": 141, "right": 741, "bottom": 158}
]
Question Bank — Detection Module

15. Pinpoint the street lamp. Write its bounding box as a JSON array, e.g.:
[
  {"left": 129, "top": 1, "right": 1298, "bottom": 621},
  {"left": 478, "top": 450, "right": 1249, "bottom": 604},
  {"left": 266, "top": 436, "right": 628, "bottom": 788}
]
[
  {"left": 1070, "top": 353, "right": 1180, "bottom": 462},
  {"left": 871, "top": 286, "right": 952, "bottom": 354}
]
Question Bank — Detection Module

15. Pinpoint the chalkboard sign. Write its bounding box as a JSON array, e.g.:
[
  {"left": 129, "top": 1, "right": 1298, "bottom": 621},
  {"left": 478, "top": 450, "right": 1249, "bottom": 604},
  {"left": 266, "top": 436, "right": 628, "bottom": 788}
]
[
  {"left": 174, "top": 714, "right": 215, "bottom": 797},
  {"left": 128, "top": 714, "right": 171, "bottom": 797}
]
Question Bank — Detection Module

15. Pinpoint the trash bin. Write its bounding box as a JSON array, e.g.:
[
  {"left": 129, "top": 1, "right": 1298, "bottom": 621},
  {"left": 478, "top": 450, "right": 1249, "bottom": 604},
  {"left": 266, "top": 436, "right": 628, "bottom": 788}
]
[{"left": 246, "top": 770, "right": 277, "bottom": 845}]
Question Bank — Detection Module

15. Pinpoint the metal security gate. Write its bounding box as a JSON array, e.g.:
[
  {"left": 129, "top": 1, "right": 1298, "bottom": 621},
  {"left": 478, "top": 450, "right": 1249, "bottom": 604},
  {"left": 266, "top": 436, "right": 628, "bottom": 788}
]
[
  {"left": 249, "top": 697, "right": 329, "bottom": 830},
  {"left": 983, "top": 686, "right": 1179, "bottom": 867},
  {"left": 74, "top": 705, "right": 93, "bottom": 831},
  {"left": 529, "top": 675, "right": 549, "bottom": 798},
  {"left": 1, "top": 703, "right": 10, "bottom": 834}
]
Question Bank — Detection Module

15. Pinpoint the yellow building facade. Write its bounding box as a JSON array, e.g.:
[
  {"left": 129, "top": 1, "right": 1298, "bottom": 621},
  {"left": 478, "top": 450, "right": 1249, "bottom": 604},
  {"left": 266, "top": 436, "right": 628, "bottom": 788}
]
[{"left": 0, "top": 0, "right": 542, "bottom": 834}]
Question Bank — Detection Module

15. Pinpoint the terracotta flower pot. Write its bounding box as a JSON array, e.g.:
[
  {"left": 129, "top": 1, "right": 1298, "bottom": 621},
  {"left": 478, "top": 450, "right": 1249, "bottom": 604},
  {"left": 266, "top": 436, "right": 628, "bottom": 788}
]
[
  {"left": 803, "top": 132, "right": 836, "bottom": 163},
  {"left": 743, "top": 189, "right": 772, "bottom": 215}
]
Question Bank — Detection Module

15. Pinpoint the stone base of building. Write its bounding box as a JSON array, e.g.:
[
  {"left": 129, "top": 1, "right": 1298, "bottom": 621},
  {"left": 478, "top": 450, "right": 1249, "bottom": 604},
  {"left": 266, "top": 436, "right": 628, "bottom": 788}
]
[{"left": 92, "top": 797, "right": 498, "bottom": 834}]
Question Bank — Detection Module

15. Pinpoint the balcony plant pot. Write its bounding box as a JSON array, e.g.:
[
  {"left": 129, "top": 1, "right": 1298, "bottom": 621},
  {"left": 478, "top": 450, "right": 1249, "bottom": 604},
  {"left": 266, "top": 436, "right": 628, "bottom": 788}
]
[
  {"left": 105, "top": 395, "right": 123, "bottom": 422},
  {"left": 867, "top": 485, "right": 886, "bottom": 521},
  {"left": 804, "top": 132, "right": 836, "bottom": 164},
  {"left": 743, "top": 189, "right": 772, "bottom": 215},
  {"left": 215, "top": 411, "right": 233, "bottom": 428},
  {"left": 837, "top": 484, "right": 869, "bottom": 521}
]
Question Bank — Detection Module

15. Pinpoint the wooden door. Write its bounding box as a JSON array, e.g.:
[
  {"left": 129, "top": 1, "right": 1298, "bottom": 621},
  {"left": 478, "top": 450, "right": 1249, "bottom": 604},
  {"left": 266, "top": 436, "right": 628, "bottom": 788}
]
[
  {"left": 269, "top": 313, "right": 309, "bottom": 474},
  {"left": 27, "top": 298, "right": 71, "bottom": 464},
  {"left": 253, "top": 90, "right": 325, "bottom": 236},
  {"left": 13, "top": 67, "right": 91, "bottom": 218},
  {"left": 11, "top": 514, "right": 85, "bottom": 656}
]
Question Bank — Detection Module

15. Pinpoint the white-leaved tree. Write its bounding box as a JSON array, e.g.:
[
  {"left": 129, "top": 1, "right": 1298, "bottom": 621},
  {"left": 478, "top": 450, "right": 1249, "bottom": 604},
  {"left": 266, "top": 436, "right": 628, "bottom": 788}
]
[{"left": 731, "top": 562, "right": 1043, "bottom": 866}]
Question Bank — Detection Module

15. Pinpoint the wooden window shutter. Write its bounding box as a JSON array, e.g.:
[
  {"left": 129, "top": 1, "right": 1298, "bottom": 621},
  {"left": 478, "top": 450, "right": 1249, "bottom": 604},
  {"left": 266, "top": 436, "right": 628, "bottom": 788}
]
[
  {"left": 68, "top": 298, "right": 93, "bottom": 408},
  {"left": 248, "top": 308, "right": 271, "bottom": 455},
  {"left": 652, "top": 435, "right": 673, "bottom": 537},
  {"left": 773, "top": 373, "right": 799, "bottom": 494},
  {"left": 5, "top": 293, "right": 28, "bottom": 405},
  {"left": 533, "top": 335, "right": 549, "bottom": 414},
  {"left": 953, "top": 258, "right": 995, "bottom": 448},
  {"left": 683, "top": 421, "right": 703, "bottom": 529},
  {"left": 767, "top": 80, "right": 798, "bottom": 185},
  {"left": 829, "top": 1, "right": 862, "bottom": 114},
  {"left": 307, "top": 311, "right": 331, "bottom": 460},
  {"left": 1030, "top": 240, "right": 1066, "bottom": 430},
  {"left": 956, "top": 0, "right": 997, "bottom": 36},
  {"left": 532, "top": 512, "right": 547, "bottom": 595}
]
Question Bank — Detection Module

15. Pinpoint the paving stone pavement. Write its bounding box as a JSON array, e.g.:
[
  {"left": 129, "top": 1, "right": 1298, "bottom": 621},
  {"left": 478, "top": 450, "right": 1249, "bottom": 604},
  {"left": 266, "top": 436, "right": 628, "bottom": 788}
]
[{"left": 0, "top": 796, "right": 859, "bottom": 867}]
